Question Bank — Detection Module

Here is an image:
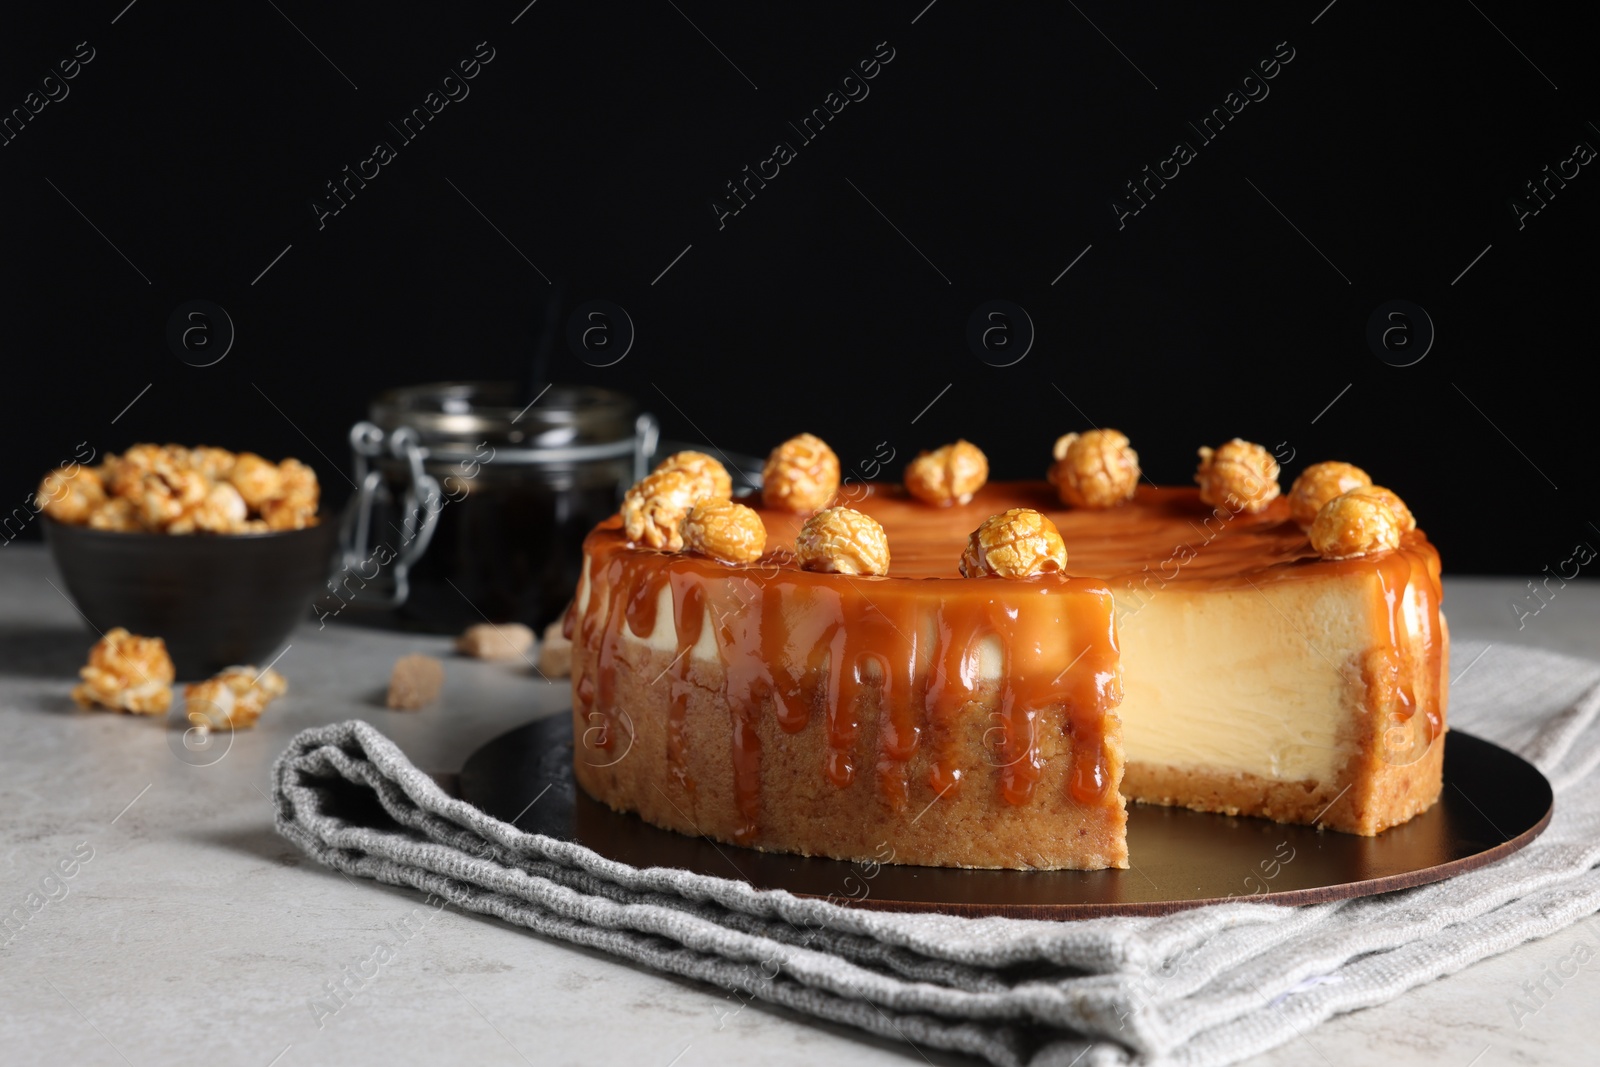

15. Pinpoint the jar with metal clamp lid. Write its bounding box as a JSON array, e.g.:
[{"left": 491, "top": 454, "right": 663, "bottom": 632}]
[{"left": 335, "top": 381, "right": 657, "bottom": 633}]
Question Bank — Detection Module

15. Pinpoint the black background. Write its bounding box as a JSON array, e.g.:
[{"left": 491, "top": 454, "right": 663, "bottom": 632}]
[{"left": 3, "top": 1, "right": 1595, "bottom": 579}]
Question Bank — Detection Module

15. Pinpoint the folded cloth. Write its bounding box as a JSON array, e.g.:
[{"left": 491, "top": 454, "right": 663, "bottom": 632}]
[{"left": 272, "top": 640, "right": 1600, "bottom": 1067}]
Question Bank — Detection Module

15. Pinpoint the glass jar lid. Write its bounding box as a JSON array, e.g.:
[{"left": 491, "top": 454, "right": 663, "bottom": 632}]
[{"left": 368, "top": 381, "right": 641, "bottom": 465}]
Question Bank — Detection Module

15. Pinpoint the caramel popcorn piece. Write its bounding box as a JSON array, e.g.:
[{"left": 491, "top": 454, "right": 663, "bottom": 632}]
[
  {"left": 261, "top": 458, "right": 320, "bottom": 531},
  {"left": 1345, "top": 485, "right": 1415, "bottom": 532},
  {"left": 904, "top": 440, "right": 989, "bottom": 507},
  {"left": 796, "top": 507, "right": 890, "bottom": 576},
  {"left": 387, "top": 654, "right": 444, "bottom": 710},
  {"left": 184, "top": 665, "right": 287, "bottom": 730},
  {"left": 652, "top": 451, "right": 733, "bottom": 501},
  {"left": 227, "top": 453, "right": 284, "bottom": 510},
  {"left": 1196, "top": 438, "right": 1280, "bottom": 514},
  {"left": 682, "top": 499, "right": 767, "bottom": 564},
  {"left": 761, "top": 433, "right": 840, "bottom": 514},
  {"left": 1288, "top": 461, "right": 1372, "bottom": 528},
  {"left": 38, "top": 464, "right": 106, "bottom": 524},
  {"left": 189, "top": 447, "right": 237, "bottom": 482},
  {"left": 1310, "top": 491, "right": 1404, "bottom": 560},
  {"left": 71, "top": 628, "right": 174, "bottom": 715},
  {"left": 455, "top": 622, "right": 535, "bottom": 661},
  {"left": 133, "top": 468, "right": 209, "bottom": 531},
  {"left": 168, "top": 483, "right": 248, "bottom": 535},
  {"left": 621, "top": 468, "right": 703, "bottom": 551},
  {"left": 959, "top": 508, "right": 1068, "bottom": 578},
  {"left": 106, "top": 444, "right": 171, "bottom": 499},
  {"left": 538, "top": 619, "right": 573, "bottom": 678},
  {"left": 87, "top": 498, "right": 140, "bottom": 532},
  {"left": 1048, "top": 430, "right": 1140, "bottom": 509}
]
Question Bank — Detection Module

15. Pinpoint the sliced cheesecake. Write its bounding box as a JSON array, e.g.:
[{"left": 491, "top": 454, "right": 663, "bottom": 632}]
[{"left": 566, "top": 481, "right": 1446, "bottom": 870}]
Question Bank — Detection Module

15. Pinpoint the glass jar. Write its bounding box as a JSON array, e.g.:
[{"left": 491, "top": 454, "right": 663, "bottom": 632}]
[{"left": 337, "top": 381, "right": 657, "bottom": 633}]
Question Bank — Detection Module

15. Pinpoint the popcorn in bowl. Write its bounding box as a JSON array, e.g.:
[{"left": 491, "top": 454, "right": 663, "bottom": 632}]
[{"left": 40, "top": 445, "right": 319, "bottom": 534}]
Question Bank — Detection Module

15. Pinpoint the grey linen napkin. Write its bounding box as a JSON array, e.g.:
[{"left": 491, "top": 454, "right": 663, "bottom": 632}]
[{"left": 272, "top": 639, "right": 1600, "bottom": 1067}]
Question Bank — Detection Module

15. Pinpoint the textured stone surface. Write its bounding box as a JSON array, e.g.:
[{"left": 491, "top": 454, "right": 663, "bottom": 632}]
[{"left": 0, "top": 545, "right": 1593, "bottom": 1066}]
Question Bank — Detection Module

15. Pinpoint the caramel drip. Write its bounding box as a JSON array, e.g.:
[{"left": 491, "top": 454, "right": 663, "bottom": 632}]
[
  {"left": 924, "top": 609, "right": 980, "bottom": 799},
  {"left": 665, "top": 578, "right": 706, "bottom": 792},
  {"left": 578, "top": 551, "right": 669, "bottom": 753},
  {"left": 1371, "top": 537, "right": 1447, "bottom": 743},
  {"left": 582, "top": 554, "right": 627, "bottom": 749},
  {"left": 872, "top": 643, "right": 921, "bottom": 812},
  {"left": 624, "top": 569, "right": 665, "bottom": 640},
  {"left": 705, "top": 576, "right": 772, "bottom": 843},
  {"left": 822, "top": 623, "right": 855, "bottom": 788},
  {"left": 766, "top": 587, "right": 812, "bottom": 733},
  {"left": 1419, "top": 544, "right": 1447, "bottom": 738}
]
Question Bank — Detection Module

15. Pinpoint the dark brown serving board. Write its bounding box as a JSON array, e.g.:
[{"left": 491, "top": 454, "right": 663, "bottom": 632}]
[{"left": 458, "top": 717, "right": 1552, "bottom": 919}]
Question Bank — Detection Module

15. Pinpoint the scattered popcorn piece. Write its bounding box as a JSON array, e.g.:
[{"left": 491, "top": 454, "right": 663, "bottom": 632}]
[
  {"left": 1289, "top": 461, "right": 1372, "bottom": 528},
  {"left": 1195, "top": 438, "right": 1280, "bottom": 514},
  {"left": 1310, "top": 491, "right": 1404, "bottom": 560},
  {"left": 455, "top": 622, "right": 535, "bottom": 661},
  {"left": 652, "top": 451, "right": 733, "bottom": 501},
  {"left": 796, "top": 507, "right": 890, "bottom": 576},
  {"left": 38, "top": 464, "right": 106, "bottom": 524},
  {"left": 1049, "top": 430, "right": 1140, "bottom": 509},
  {"left": 682, "top": 499, "right": 767, "bottom": 564},
  {"left": 71, "top": 628, "right": 174, "bottom": 715},
  {"left": 761, "top": 433, "right": 840, "bottom": 514},
  {"left": 621, "top": 468, "right": 703, "bottom": 551},
  {"left": 539, "top": 620, "right": 573, "bottom": 678},
  {"left": 387, "top": 654, "right": 444, "bottom": 710},
  {"left": 904, "top": 440, "right": 989, "bottom": 507},
  {"left": 959, "top": 509, "right": 1068, "bottom": 579},
  {"left": 183, "top": 665, "right": 287, "bottom": 730}
]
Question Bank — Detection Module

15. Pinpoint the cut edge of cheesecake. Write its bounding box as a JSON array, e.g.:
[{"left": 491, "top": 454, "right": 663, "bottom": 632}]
[{"left": 1111, "top": 538, "right": 1448, "bottom": 836}]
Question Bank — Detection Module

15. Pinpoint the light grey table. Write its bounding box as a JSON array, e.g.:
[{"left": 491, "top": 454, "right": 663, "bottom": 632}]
[{"left": 0, "top": 544, "right": 1594, "bottom": 1067}]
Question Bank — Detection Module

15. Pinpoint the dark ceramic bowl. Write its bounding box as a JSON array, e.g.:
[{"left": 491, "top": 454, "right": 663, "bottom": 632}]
[{"left": 43, "top": 516, "right": 341, "bottom": 678}]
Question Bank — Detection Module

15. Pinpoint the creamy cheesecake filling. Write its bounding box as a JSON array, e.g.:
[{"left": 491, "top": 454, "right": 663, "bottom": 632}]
[{"left": 1115, "top": 582, "right": 1371, "bottom": 784}]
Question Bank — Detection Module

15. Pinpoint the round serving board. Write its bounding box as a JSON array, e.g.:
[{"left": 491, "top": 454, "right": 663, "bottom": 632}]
[{"left": 458, "top": 716, "right": 1552, "bottom": 919}]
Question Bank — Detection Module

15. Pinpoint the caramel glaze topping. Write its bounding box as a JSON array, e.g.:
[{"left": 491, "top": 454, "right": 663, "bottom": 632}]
[{"left": 569, "top": 482, "right": 1444, "bottom": 841}]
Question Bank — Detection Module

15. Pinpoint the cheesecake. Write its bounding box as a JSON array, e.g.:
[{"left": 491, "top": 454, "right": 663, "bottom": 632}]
[{"left": 566, "top": 439, "right": 1446, "bottom": 871}]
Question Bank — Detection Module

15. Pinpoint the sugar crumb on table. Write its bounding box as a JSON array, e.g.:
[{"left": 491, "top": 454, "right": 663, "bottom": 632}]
[
  {"left": 455, "top": 622, "right": 535, "bottom": 661},
  {"left": 387, "top": 654, "right": 444, "bottom": 709}
]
